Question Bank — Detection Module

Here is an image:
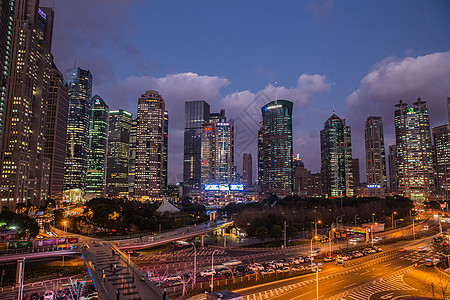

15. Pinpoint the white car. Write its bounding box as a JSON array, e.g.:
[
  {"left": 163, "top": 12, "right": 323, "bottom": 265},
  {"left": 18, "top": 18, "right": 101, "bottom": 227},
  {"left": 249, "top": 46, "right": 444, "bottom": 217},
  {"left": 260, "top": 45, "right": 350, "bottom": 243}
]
[
  {"left": 80, "top": 292, "right": 99, "bottom": 300},
  {"left": 165, "top": 274, "right": 181, "bottom": 281},
  {"left": 200, "top": 269, "right": 216, "bottom": 277},
  {"left": 43, "top": 290, "right": 54, "bottom": 300},
  {"left": 260, "top": 269, "right": 275, "bottom": 274}
]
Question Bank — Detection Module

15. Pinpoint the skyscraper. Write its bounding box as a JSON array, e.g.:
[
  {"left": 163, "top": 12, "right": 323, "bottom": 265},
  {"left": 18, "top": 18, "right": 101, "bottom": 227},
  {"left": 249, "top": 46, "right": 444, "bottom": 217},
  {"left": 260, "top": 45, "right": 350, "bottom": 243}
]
[
  {"left": 0, "top": 0, "right": 15, "bottom": 152},
  {"left": 201, "top": 111, "right": 234, "bottom": 186},
  {"left": 352, "top": 158, "right": 360, "bottom": 193},
  {"left": 242, "top": 153, "right": 253, "bottom": 188},
  {"left": 44, "top": 61, "right": 69, "bottom": 201},
  {"left": 432, "top": 124, "right": 450, "bottom": 201},
  {"left": 106, "top": 109, "right": 132, "bottom": 198},
  {"left": 293, "top": 157, "right": 322, "bottom": 197},
  {"left": 365, "top": 116, "right": 387, "bottom": 189},
  {"left": 394, "top": 99, "right": 434, "bottom": 201},
  {"left": 135, "top": 90, "right": 165, "bottom": 199},
  {"left": 163, "top": 110, "right": 168, "bottom": 194},
  {"left": 86, "top": 96, "right": 109, "bottom": 196},
  {"left": 260, "top": 100, "right": 293, "bottom": 196},
  {"left": 183, "top": 100, "right": 210, "bottom": 195},
  {"left": 448, "top": 97, "right": 450, "bottom": 124},
  {"left": 320, "top": 111, "right": 353, "bottom": 197},
  {"left": 257, "top": 126, "right": 263, "bottom": 186},
  {"left": 0, "top": 1, "right": 54, "bottom": 209},
  {"left": 128, "top": 119, "right": 137, "bottom": 198},
  {"left": 388, "top": 145, "right": 398, "bottom": 193},
  {"left": 64, "top": 67, "right": 93, "bottom": 192}
]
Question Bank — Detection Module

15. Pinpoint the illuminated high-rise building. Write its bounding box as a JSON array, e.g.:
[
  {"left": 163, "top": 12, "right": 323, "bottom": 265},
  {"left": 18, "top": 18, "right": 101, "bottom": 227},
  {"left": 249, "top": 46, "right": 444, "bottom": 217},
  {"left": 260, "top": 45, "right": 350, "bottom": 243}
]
[
  {"left": 257, "top": 125, "right": 263, "bottom": 186},
  {"left": 106, "top": 109, "right": 132, "bottom": 198},
  {"left": 44, "top": 61, "right": 69, "bottom": 201},
  {"left": 388, "top": 145, "right": 398, "bottom": 193},
  {"left": 135, "top": 90, "right": 165, "bottom": 199},
  {"left": 259, "top": 100, "right": 293, "bottom": 196},
  {"left": 183, "top": 100, "right": 210, "bottom": 195},
  {"left": 447, "top": 97, "right": 450, "bottom": 123},
  {"left": 0, "top": 0, "right": 15, "bottom": 152},
  {"left": 433, "top": 124, "right": 450, "bottom": 201},
  {"left": 365, "top": 116, "right": 387, "bottom": 189},
  {"left": 64, "top": 67, "right": 93, "bottom": 192},
  {"left": 201, "top": 110, "right": 234, "bottom": 186},
  {"left": 86, "top": 96, "right": 109, "bottom": 196},
  {"left": 0, "top": 2, "right": 53, "bottom": 209},
  {"left": 394, "top": 99, "right": 434, "bottom": 201},
  {"left": 163, "top": 110, "right": 168, "bottom": 194},
  {"left": 320, "top": 111, "right": 353, "bottom": 197},
  {"left": 242, "top": 153, "right": 252, "bottom": 188},
  {"left": 128, "top": 119, "right": 137, "bottom": 198}
]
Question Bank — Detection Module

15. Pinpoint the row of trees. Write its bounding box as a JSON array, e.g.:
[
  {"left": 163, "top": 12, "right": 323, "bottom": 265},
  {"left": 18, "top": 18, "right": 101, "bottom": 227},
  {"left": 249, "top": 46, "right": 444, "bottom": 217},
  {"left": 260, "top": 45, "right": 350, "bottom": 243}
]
[
  {"left": 0, "top": 210, "right": 39, "bottom": 238},
  {"left": 222, "top": 195, "right": 414, "bottom": 238}
]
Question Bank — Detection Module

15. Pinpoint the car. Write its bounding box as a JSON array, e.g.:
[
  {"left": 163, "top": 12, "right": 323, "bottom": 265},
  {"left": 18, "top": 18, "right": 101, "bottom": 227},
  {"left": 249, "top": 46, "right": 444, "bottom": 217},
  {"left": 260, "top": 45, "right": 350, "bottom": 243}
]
[
  {"left": 43, "top": 290, "right": 54, "bottom": 300},
  {"left": 337, "top": 255, "right": 349, "bottom": 261},
  {"left": 217, "top": 268, "right": 232, "bottom": 275},
  {"left": 336, "top": 257, "right": 344, "bottom": 264},
  {"left": 291, "top": 266, "right": 306, "bottom": 271},
  {"left": 398, "top": 248, "right": 406, "bottom": 252},
  {"left": 165, "top": 274, "right": 181, "bottom": 281},
  {"left": 417, "top": 247, "right": 427, "bottom": 253},
  {"left": 200, "top": 269, "right": 216, "bottom": 277},
  {"left": 276, "top": 267, "right": 290, "bottom": 273},
  {"left": 373, "top": 247, "right": 383, "bottom": 252},
  {"left": 260, "top": 269, "right": 275, "bottom": 274},
  {"left": 323, "top": 256, "right": 335, "bottom": 262},
  {"left": 424, "top": 259, "right": 438, "bottom": 267},
  {"left": 29, "top": 293, "right": 40, "bottom": 300},
  {"left": 424, "top": 225, "right": 429, "bottom": 230},
  {"left": 80, "top": 293, "right": 99, "bottom": 300}
]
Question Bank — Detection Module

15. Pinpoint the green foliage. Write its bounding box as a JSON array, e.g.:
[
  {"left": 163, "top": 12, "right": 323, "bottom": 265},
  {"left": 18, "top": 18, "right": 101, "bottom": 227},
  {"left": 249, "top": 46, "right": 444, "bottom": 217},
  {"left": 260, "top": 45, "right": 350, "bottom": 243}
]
[{"left": 0, "top": 211, "right": 39, "bottom": 238}]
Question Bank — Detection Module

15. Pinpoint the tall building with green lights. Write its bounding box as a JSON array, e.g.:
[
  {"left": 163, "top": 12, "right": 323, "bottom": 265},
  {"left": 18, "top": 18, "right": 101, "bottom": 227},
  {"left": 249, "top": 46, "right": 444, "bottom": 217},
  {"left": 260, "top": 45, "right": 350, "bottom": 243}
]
[
  {"left": 394, "top": 99, "right": 434, "bottom": 202},
  {"left": 106, "top": 109, "right": 132, "bottom": 198},
  {"left": 86, "top": 95, "right": 109, "bottom": 196},
  {"left": 320, "top": 111, "right": 353, "bottom": 197},
  {"left": 64, "top": 67, "right": 93, "bottom": 192},
  {"left": 259, "top": 100, "right": 293, "bottom": 196}
]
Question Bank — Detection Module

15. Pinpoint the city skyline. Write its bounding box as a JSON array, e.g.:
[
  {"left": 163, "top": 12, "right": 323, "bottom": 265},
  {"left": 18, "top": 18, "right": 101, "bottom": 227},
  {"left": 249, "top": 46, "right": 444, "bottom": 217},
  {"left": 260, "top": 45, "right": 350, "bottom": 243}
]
[{"left": 15, "top": 1, "right": 450, "bottom": 185}]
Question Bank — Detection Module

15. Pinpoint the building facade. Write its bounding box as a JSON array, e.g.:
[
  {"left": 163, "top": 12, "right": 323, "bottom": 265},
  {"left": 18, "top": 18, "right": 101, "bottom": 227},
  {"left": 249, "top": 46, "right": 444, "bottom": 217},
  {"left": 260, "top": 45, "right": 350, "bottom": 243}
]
[
  {"left": 293, "top": 158, "right": 322, "bottom": 197},
  {"left": 432, "top": 124, "right": 450, "bottom": 201},
  {"left": 320, "top": 111, "right": 353, "bottom": 197},
  {"left": 106, "top": 109, "right": 131, "bottom": 198},
  {"left": 365, "top": 116, "right": 387, "bottom": 190},
  {"left": 183, "top": 100, "right": 210, "bottom": 195},
  {"left": 0, "top": 0, "right": 15, "bottom": 152},
  {"left": 44, "top": 61, "right": 69, "bottom": 201},
  {"left": 200, "top": 111, "right": 234, "bottom": 186},
  {"left": 0, "top": 1, "right": 53, "bottom": 209},
  {"left": 64, "top": 67, "right": 93, "bottom": 192},
  {"left": 135, "top": 90, "right": 165, "bottom": 199},
  {"left": 242, "top": 153, "right": 252, "bottom": 188},
  {"left": 259, "top": 100, "right": 293, "bottom": 196},
  {"left": 394, "top": 99, "right": 434, "bottom": 202},
  {"left": 128, "top": 118, "right": 137, "bottom": 198},
  {"left": 163, "top": 110, "right": 168, "bottom": 194},
  {"left": 86, "top": 96, "right": 109, "bottom": 196},
  {"left": 388, "top": 145, "right": 398, "bottom": 193},
  {"left": 352, "top": 158, "right": 360, "bottom": 193}
]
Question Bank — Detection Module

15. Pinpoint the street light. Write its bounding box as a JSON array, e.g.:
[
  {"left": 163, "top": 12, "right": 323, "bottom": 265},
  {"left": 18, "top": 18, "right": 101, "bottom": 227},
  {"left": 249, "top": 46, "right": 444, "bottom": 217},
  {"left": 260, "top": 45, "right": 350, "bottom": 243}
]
[
  {"left": 190, "top": 242, "right": 197, "bottom": 288},
  {"left": 329, "top": 228, "right": 335, "bottom": 257},
  {"left": 211, "top": 250, "right": 219, "bottom": 292},
  {"left": 311, "top": 262, "right": 322, "bottom": 300},
  {"left": 310, "top": 235, "right": 318, "bottom": 269},
  {"left": 315, "top": 220, "right": 321, "bottom": 237},
  {"left": 371, "top": 213, "right": 375, "bottom": 247},
  {"left": 391, "top": 212, "right": 397, "bottom": 228}
]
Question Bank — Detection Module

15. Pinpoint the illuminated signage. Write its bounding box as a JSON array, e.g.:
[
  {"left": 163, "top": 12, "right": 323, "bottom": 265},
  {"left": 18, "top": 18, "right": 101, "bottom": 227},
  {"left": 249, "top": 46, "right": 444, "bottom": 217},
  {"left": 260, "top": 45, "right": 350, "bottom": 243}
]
[
  {"left": 408, "top": 108, "right": 414, "bottom": 113},
  {"left": 95, "top": 99, "right": 100, "bottom": 104},
  {"left": 229, "top": 184, "right": 244, "bottom": 191},
  {"left": 204, "top": 184, "right": 245, "bottom": 191},
  {"left": 217, "top": 123, "right": 229, "bottom": 126},
  {"left": 38, "top": 8, "right": 47, "bottom": 20},
  {"left": 267, "top": 104, "right": 282, "bottom": 110},
  {"left": 366, "top": 184, "right": 381, "bottom": 189}
]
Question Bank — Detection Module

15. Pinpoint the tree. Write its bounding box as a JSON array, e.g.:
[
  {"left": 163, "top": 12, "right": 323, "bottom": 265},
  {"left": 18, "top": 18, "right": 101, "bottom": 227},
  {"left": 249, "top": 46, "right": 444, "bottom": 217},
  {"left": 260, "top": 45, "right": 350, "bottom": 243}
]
[
  {"left": 255, "top": 226, "right": 269, "bottom": 240},
  {"left": 270, "top": 225, "right": 282, "bottom": 239}
]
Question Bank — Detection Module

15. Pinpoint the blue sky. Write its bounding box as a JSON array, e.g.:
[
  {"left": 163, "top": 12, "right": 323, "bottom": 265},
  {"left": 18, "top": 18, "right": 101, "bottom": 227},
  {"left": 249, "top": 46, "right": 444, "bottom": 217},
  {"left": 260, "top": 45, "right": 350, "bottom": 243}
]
[{"left": 44, "top": 0, "right": 450, "bottom": 184}]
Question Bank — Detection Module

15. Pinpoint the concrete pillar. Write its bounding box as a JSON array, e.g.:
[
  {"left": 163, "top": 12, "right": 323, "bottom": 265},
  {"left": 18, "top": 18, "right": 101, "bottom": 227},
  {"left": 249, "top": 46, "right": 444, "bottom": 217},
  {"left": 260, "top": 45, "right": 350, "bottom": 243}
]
[{"left": 201, "top": 235, "right": 204, "bottom": 248}]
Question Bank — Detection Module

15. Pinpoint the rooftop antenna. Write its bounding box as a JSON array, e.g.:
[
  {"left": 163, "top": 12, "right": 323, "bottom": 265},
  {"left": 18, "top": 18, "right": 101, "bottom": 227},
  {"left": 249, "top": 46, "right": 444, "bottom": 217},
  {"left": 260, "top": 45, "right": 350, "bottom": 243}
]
[
  {"left": 332, "top": 101, "right": 335, "bottom": 114},
  {"left": 275, "top": 81, "right": 278, "bottom": 104}
]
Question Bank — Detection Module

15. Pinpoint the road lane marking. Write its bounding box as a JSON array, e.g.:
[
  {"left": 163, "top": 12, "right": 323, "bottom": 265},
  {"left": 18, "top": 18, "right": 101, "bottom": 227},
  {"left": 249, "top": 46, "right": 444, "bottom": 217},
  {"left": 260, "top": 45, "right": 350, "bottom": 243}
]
[
  {"left": 292, "top": 291, "right": 311, "bottom": 299},
  {"left": 382, "top": 263, "right": 391, "bottom": 267},
  {"left": 344, "top": 282, "right": 356, "bottom": 288},
  {"left": 394, "top": 266, "right": 402, "bottom": 269},
  {"left": 331, "top": 279, "right": 345, "bottom": 285},
  {"left": 359, "top": 270, "right": 370, "bottom": 275}
]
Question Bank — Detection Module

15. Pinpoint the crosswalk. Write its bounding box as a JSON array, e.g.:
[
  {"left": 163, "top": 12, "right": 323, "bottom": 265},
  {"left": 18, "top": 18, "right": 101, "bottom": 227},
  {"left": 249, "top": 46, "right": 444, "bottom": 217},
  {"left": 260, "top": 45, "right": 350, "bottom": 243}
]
[{"left": 344, "top": 275, "right": 415, "bottom": 300}]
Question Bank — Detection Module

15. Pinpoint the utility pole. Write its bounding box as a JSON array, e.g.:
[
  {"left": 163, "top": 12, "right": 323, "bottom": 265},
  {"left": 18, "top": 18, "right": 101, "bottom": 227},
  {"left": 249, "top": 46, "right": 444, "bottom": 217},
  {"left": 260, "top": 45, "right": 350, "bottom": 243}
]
[{"left": 284, "top": 221, "right": 287, "bottom": 249}]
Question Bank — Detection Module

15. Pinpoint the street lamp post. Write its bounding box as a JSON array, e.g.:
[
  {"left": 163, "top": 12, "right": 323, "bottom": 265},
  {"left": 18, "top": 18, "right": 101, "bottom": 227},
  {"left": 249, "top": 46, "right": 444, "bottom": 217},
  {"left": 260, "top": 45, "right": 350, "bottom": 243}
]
[
  {"left": 191, "top": 242, "right": 197, "bottom": 288},
  {"left": 371, "top": 213, "right": 375, "bottom": 247},
  {"left": 310, "top": 235, "right": 317, "bottom": 268},
  {"left": 211, "top": 250, "right": 219, "bottom": 292},
  {"left": 315, "top": 220, "right": 321, "bottom": 237},
  {"left": 391, "top": 212, "right": 397, "bottom": 228},
  {"left": 311, "top": 262, "right": 322, "bottom": 300},
  {"left": 62, "top": 221, "right": 67, "bottom": 267}
]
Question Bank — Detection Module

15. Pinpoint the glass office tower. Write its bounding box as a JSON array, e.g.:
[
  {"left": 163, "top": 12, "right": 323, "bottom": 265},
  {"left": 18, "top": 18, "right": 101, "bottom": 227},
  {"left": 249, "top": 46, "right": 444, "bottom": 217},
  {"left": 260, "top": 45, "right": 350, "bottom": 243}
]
[
  {"left": 320, "top": 111, "right": 353, "bottom": 197},
  {"left": 433, "top": 124, "right": 450, "bottom": 201},
  {"left": 64, "top": 67, "right": 93, "bottom": 192},
  {"left": 259, "top": 100, "right": 293, "bottom": 196},
  {"left": 86, "top": 95, "right": 109, "bottom": 196},
  {"left": 365, "top": 116, "right": 387, "bottom": 189}
]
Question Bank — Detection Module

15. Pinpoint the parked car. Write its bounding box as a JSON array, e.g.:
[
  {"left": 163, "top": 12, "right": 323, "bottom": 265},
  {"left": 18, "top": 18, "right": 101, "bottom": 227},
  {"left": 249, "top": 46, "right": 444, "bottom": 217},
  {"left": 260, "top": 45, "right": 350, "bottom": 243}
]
[
  {"left": 323, "top": 256, "right": 335, "bottom": 262},
  {"left": 260, "top": 269, "right": 275, "bottom": 275},
  {"left": 200, "top": 269, "right": 216, "bottom": 277},
  {"left": 43, "top": 290, "right": 54, "bottom": 300},
  {"left": 165, "top": 274, "right": 181, "bottom": 281},
  {"left": 417, "top": 247, "right": 427, "bottom": 253},
  {"left": 80, "top": 292, "right": 99, "bottom": 300},
  {"left": 276, "top": 267, "right": 290, "bottom": 273}
]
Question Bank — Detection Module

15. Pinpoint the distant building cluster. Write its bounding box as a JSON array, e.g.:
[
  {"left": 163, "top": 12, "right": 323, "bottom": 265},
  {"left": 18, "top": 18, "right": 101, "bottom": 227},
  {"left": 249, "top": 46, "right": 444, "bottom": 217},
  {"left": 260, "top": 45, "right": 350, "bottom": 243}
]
[{"left": 0, "top": 0, "right": 449, "bottom": 210}]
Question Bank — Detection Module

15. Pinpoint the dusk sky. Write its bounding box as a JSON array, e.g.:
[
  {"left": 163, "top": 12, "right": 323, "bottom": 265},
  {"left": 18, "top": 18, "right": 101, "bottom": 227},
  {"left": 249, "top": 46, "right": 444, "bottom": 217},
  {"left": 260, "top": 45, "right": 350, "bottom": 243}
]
[{"left": 43, "top": 0, "right": 450, "bottom": 184}]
